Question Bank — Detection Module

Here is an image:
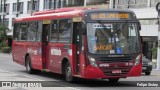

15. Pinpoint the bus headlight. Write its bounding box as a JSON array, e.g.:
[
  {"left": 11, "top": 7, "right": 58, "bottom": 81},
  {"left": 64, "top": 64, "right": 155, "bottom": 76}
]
[
  {"left": 88, "top": 56, "right": 98, "bottom": 68},
  {"left": 134, "top": 55, "right": 141, "bottom": 66}
]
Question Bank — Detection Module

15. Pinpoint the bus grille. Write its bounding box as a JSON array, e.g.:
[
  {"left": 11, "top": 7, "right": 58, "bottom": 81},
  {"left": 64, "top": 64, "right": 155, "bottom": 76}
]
[
  {"left": 98, "top": 56, "right": 133, "bottom": 76},
  {"left": 99, "top": 57, "right": 132, "bottom": 63}
]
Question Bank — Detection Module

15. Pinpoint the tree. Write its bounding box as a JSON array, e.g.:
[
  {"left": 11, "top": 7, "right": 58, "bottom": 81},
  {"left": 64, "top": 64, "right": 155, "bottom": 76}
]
[
  {"left": 0, "top": 25, "right": 12, "bottom": 53},
  {"left": 0, "top": 25, "right": 8, "bottom": 46}
]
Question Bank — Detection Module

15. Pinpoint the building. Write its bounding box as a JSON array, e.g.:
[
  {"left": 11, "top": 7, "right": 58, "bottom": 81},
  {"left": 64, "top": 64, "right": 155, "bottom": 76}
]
[
  {"left": 0, "top": 0, "right": 109, "bottom": 47},
  {"left": 0, "top": 0, "right": 109, "bottom": 36},
  {"left": 0, "top": 0, "right": 159, "bottom": 70},
  {"left": 112, "top": 0, "right": 160, "bottom": 70}
]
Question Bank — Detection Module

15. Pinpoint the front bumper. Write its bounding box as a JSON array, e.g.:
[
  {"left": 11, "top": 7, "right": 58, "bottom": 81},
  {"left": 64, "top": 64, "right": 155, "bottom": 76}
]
[{"left": 84, "top": 64, "right": 142, "bottom": 79}]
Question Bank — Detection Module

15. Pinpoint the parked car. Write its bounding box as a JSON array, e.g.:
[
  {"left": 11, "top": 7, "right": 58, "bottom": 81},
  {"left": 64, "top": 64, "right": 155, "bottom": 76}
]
[{"left": 142, "top": 57, "right": 152, "bottom": 75}]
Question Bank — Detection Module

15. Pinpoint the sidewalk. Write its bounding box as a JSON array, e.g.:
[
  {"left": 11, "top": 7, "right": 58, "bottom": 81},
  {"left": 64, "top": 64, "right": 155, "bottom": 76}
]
[
  {"left": 0, "top": 53, "right": 12, "bottom": 60},
  {"left": 152, "top": 70, "right": 160, "bottom": 77}
]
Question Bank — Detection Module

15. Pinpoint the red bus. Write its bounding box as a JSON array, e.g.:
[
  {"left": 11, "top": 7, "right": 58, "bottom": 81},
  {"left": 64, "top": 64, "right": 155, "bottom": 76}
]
[{"left": 12, "top": 8, "right": 142, "bottom": 82}]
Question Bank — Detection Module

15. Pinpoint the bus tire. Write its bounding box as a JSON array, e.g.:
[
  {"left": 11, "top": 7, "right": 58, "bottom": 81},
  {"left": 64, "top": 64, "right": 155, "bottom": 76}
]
[
  {"left": 26, "top": 56, "right": 34, "bottom": 74},
  {"left": 108, "top": 78, "right": 119, "bottom": 83},
  {"left": 65, "top": 62, "right": 74, "bottom": 82}
]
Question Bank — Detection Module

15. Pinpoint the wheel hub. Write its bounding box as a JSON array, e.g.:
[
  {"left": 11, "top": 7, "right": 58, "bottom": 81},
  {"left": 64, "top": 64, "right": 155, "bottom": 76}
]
[{"left": 66, "top": 67, "right": 71, "bottom": 78}]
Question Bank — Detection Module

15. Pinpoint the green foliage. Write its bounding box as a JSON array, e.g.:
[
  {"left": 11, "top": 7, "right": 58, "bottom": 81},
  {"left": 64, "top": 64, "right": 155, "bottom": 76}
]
[
  {"left": 2, "top": 47, "right": 11, "bottom": 53},
  {"left": 0, "top": 42, "right": 7, "bottom": 48},
  {"left": 0, "top": 25, "right": 10, "bottom": 53},
  {"left": 0, "top": 25, "right": 7, "bottom": 31},
  {"left": 0, "top": 25, "right": 8, "bottom": 40}
]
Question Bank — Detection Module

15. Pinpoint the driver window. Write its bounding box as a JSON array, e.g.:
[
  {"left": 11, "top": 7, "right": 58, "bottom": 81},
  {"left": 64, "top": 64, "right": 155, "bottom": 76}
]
[{"left": 58, "top": 19, "right": 72, "bottom": 42}]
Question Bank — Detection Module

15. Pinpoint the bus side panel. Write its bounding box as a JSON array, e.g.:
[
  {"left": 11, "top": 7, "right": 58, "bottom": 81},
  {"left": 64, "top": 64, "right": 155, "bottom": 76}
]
[
  {"left": 79, "top": 36, "right": 88, "bottom": 78},
  {"left": 12, "top": 41, "right": 18, "bottom": 62},
  {"left": 12, "top": 41, "right": 43, "bottom": 70},
  {"left": 71, "top": 44, "right": 76, "bottom": 75},
  {"left": 79, "top": 53, "right": 86, "bottom": 77},
  {"left": 12, "top": 41, "right": 26, "bottom": 66},
  {"left": 12, "top": 41, "right": 21, "bottom": 64},
  {"left": 48, "top": 43, "right": 63, "bottom": 73},
  {"left": 26, "top": 42, "right": 43, "bottom": 70},
  {"left": 48, "top": 43, "right": 73, "bottom": 74}
]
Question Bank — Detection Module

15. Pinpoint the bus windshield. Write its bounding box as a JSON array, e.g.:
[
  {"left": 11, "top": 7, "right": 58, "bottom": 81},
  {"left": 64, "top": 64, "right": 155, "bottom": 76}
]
[{"left": 87, "top": 22, "right": 140, "bottom": 54}]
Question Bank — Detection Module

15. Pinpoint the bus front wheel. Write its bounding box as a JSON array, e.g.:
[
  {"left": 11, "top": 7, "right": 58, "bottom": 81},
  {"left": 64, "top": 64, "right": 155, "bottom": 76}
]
[
  {"left": 65, "top": 62, "right": 74, "bottom": 82},
  {"left": 26, "top": 56, "right": 40, "bottom": 74}
]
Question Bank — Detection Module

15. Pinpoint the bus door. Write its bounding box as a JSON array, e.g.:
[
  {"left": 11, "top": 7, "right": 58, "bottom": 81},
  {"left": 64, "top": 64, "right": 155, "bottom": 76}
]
[
  {"left": 73, "top": 20, "right": 85, "bottom": 75},
  {"left": 42, "top": 20, "right": 51, "bottom": 69}
]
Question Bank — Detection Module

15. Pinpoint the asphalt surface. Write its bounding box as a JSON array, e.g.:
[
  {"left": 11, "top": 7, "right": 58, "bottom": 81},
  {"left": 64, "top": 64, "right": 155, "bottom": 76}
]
[{"left": 0, "top": 53, "right": 160, "bottom": 90}]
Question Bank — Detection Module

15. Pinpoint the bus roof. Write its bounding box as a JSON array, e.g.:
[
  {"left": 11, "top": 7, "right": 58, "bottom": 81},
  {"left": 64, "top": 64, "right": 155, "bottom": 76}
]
[
  {"left": 32, "top": 7, "right": 96, "bottom": 15},
  {"left": 84, "top": 9, "right": 135, "bottom": 14},
  {"left": 14, "top": 10, "right": 84, "bottom": 22},
  {"left": 14, "top": 8, "right": 136, "bottom": 23}
]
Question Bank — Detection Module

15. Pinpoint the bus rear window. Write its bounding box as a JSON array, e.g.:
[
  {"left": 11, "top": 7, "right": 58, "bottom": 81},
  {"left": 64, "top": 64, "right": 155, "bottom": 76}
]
[{"left": 13, "top": 23, "right": 20, "bottom": 40}]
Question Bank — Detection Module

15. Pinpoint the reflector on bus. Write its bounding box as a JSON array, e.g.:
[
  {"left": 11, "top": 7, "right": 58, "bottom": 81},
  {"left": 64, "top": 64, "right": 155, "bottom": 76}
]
[
  {"left": 43, "top": 20, "right": 51, "bottom": 24},
  {"left": 72, "top": 17, "right": 82, "bottom": 22}
]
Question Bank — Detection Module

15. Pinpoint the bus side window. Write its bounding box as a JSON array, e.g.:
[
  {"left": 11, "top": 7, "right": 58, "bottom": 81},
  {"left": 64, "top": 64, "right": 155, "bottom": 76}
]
[
  {"left": 51, "top": 20, "right": 59, "bottom": 42},
  {"left": 27, "top": 22, "right": 37, "bottom": 41},
  {"left": 19, "top": 23, "right": 28, "bottom": 41},
  {"left": 13, "top": 23, "right": 20, "bottom": 41},
  {"left": 36, "top": 21, "right": 42, "bottom": 41},
  {"left": 58, "top": 19, "right": 72, "bottom": 42}
]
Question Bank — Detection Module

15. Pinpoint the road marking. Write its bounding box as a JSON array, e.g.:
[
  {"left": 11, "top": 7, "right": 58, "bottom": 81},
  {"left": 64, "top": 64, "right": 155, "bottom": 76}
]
[
  {"left": 0, "top": 69, "right": 43, "bottom": 81},
  {"left": 0, "top": 68, "right": 80, "bottom": 90}
]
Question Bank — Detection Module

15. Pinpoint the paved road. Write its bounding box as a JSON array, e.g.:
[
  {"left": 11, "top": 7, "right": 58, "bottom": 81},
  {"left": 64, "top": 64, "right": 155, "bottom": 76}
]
[{"left": 0, "top": 53, "right": 160, "bottom": 90}]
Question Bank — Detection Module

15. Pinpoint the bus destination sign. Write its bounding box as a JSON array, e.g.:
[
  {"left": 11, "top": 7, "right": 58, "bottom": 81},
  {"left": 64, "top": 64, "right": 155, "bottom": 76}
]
[{"left": 90, "top": 13, "right": 131, "bottom": 20}]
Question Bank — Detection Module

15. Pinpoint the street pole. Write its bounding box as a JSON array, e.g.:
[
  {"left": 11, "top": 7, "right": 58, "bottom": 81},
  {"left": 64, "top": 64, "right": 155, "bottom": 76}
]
[
  {"left": 31, "top": 0, "right": 34, "bottom": 15},
  {"left": 128, "top": 0, "right": 130, "bottom": 8},
  {"left": 158, "top": 7, "right": 160, "bottom": 71},
  {"left": 156, "top": 2, "right": 160, "bottom": 70},
  {"left": 16, "top": 0, "right": 19, "bottom": 17},
  {"left": 0, "top": 0, "right": 2, "bottom": 25},
  {"left": 2, "top": 0, "right": 6, "bottom": 26}
]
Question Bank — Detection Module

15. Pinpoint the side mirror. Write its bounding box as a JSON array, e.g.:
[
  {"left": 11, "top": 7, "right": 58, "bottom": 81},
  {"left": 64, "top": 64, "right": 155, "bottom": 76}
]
[{"left": 137, "top": 20, "right": 141, "bottom": 30}]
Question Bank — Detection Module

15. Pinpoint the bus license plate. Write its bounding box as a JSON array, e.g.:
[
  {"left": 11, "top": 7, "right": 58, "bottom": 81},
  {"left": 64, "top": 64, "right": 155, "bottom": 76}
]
[{"left": 112, "top": 70, "right": 121, "bottom": 74}]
